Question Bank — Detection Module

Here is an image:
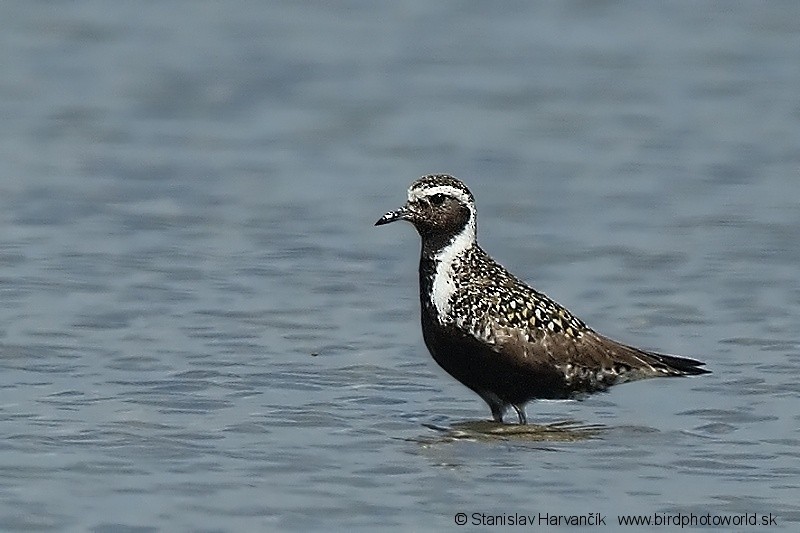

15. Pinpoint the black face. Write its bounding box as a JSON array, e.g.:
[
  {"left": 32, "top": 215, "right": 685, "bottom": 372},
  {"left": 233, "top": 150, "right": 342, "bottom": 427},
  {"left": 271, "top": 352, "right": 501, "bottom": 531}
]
[
  {"left": 375, "top": 175, "right": 477, "bottom": 247},
  {"left": 377, "top": 185, "right": 473, "bottom": 237},
  {"left": 404, "top": 189, "right": 472, "bottom": 238}
]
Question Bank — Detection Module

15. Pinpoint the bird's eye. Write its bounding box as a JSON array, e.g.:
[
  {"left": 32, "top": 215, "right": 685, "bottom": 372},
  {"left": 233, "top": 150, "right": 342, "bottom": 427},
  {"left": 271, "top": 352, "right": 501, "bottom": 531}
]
[{"left": 429, "top": 193, "right": 447, "bottom": 206}]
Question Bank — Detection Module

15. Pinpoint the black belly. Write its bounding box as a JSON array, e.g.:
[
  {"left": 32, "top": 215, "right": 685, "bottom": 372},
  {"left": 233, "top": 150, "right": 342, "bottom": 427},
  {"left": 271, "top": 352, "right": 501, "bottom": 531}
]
[{"left": 420, "top": 317, "right": 577, "bottom": 403}]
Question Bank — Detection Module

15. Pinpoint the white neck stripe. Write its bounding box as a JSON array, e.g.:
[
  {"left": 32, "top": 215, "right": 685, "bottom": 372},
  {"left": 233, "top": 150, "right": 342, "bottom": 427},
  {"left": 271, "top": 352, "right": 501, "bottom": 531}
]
[{"left": 430, "top": 217, "right": 476, "bottom": 319}]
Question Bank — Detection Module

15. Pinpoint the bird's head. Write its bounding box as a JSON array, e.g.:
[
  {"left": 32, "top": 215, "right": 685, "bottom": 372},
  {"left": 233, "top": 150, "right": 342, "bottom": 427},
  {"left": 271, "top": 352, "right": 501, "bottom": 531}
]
[{"left": 375, "top": 175, "right": 476, "bottom": 244}]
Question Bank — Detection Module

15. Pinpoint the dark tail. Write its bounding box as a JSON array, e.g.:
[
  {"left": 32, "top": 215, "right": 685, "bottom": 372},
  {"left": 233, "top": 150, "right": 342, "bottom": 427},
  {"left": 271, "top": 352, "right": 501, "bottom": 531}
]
[{"left": 650, "top": 352, "right": 710, "bottom": 376}]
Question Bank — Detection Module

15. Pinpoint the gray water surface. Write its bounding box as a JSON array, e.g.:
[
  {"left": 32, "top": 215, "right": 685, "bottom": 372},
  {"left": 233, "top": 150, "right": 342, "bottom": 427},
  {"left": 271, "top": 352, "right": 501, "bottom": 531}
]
[{"left": 1, "top": 2, "right": 799, "bottom": 531}]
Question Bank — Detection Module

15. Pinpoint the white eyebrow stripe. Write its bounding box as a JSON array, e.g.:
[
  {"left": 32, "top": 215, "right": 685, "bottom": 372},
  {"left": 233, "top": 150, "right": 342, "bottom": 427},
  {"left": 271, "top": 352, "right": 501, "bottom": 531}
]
[{"left": 408, "top": 185, "right": 472, "bottom": 206}]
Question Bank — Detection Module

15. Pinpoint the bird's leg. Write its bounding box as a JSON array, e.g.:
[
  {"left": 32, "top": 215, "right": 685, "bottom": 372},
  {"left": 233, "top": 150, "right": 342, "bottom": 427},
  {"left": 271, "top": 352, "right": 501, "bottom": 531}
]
[
  {"left": 511, "top": 404, "right": 527, "bottom": 425},
  {"left": 490, "top": 404, "right": 505, "bottom": 423},
  {"left": 479, "top": 390, "right": 506, "bottom": 423}
]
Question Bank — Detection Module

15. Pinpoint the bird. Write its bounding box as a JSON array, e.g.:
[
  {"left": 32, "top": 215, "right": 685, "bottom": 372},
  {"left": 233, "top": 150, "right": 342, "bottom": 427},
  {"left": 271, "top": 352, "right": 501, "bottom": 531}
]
[{"left": 375, "top": 174, "right": 710, "bottom": 424}]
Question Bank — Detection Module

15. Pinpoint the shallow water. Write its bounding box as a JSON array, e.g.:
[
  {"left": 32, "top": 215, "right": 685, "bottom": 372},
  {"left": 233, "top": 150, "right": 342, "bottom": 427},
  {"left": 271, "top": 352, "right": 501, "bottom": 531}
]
[{"left": 1, "top": 1, "right": 800, "bottom": 531}]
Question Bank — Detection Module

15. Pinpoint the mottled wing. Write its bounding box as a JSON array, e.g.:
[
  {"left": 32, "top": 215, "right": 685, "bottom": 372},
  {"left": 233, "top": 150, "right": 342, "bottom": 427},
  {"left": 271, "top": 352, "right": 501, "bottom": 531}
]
[
  {"left": 448, "top": 248, "right": 708, "bottom": 392},
  {"left": 481, "top": 316, "right": 708, "bottom": 387},
  {"left": 474, "top": 320, "right": 629, "bottom": 392}
]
